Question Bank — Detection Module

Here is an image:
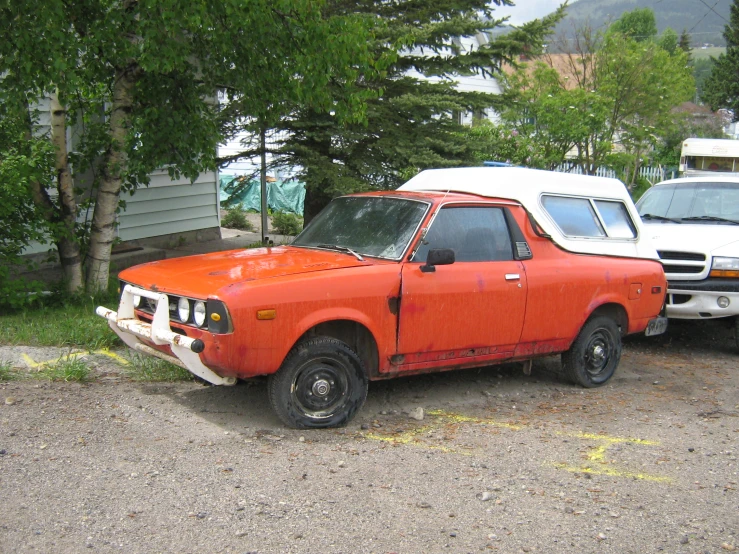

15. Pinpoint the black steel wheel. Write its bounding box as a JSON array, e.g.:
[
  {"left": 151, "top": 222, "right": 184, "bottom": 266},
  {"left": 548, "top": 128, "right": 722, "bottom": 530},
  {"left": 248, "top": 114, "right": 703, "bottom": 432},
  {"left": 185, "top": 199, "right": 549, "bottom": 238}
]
[
  {"left": 268, "top": 337, "right": 368, "bottom": 429},
  {"left": 562, "top": 315, "right": 622, "bottom": 387}
]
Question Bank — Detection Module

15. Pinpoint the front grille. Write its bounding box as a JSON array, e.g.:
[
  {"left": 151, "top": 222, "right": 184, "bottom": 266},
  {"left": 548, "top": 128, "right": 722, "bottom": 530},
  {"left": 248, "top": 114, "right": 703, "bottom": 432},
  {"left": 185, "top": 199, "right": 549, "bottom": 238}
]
[
  {"left": 657, "top": 251, "right": 707, "bottom": 276},
  {"left": 139, "top": 296, "right": 181, "bottom": 320},
  {"left": 662, "top": 264, "right": 705, "bottom": 274},
  {"left": 658, "top": 251, "right": 706, "bottom": 262},
  {"left": 121, "top": 282, "right": 204, "bottom": 329}
]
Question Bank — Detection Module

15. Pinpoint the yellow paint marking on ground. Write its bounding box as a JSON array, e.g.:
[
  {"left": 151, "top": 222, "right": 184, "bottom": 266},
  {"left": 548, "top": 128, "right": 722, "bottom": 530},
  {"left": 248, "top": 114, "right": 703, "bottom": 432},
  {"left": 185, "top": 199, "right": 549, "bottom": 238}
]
[
  {"left": 93, "top": 349, "right": 130, "bottom": 365},
  {"left": 362, "top": 410, "right": 521, "bottom": 455},
  {"left": 21, "top": 349, "right": 129, "bottom": 369},
  {"left": 362, "top": 409, "right": 670, "bottom": 482},
  {"left": 553, "top": 431, "right": 669, "bottom": 483},
  {"left": 21, "top": 353, "right": 41, "bottom": 368},
  {"left": 427, "top": 409, "right": 522, "bottom": 430},
  {"left": 566, "top": 431, "right": 659, "bottom": 446},
  {"left": 364, "top": 425, "right": 462, "bottom": 454},
  {"left": 552, "top": 462, "right": 672, "bottom": 483}
]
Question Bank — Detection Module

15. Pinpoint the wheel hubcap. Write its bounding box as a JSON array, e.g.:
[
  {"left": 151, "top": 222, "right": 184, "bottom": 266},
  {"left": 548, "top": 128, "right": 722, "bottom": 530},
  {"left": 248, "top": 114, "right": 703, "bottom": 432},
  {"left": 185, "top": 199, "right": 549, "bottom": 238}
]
[
  {"left": 312, "top": 379, "right": 331, "bottom": 397},
  {"left": 292, "top": 360, "right": 349, "bottom": 418},
  {"left": 591, "top": 344, "right": 605, "bottom": 363},
  {"left": 583, "top": 329, "right": 612, "bottom": 377}
]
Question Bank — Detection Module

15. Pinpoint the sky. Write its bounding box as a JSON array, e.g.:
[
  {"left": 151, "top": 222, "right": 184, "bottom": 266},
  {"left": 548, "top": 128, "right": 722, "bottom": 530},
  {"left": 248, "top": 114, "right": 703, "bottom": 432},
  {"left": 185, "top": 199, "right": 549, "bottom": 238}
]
[{"left": 493, "top": 0, "right": 572, "bottom": 25}]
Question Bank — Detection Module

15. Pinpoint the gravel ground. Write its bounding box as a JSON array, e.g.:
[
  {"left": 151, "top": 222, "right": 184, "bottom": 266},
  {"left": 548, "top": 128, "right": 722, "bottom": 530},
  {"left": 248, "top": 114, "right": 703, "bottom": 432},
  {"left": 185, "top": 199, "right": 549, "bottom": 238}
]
[{"left": 1, "top": 320, "right": 737, "bottom": 554}]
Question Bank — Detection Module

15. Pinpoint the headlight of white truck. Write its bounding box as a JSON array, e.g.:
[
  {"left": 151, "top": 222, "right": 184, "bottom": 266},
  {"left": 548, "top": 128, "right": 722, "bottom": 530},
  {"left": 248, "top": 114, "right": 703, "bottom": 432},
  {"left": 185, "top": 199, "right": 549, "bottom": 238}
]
[{"left": 711, "top": 257, "right": 739, "bottom": 278}]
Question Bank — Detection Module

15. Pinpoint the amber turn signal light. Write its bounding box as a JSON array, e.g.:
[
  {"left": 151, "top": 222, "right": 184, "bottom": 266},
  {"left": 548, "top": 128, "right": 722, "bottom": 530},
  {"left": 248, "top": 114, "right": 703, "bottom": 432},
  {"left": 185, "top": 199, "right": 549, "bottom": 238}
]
[
  {"left": 710, "top": 269, "right": 739, "bottom": 278},
  {"left": 257, "top": 309, "right": 276, "bottom": 320},
  {"left": 210, "top": 313, "right": 221, "bottom": 322}
]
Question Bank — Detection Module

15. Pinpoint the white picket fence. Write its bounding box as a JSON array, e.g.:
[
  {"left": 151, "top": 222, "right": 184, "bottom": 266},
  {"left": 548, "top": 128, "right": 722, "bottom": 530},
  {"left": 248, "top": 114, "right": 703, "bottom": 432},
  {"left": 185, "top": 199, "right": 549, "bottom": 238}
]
[{"left": 554, "top": 163, "right": 679, "bottom": 183}]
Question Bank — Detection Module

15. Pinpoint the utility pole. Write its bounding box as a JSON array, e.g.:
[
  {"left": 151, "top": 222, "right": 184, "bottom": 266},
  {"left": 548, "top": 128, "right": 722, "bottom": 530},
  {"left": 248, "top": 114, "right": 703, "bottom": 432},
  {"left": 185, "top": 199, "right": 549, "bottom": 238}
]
[{"left": 260, "top": 126, "right": 269, "bottom": 245}]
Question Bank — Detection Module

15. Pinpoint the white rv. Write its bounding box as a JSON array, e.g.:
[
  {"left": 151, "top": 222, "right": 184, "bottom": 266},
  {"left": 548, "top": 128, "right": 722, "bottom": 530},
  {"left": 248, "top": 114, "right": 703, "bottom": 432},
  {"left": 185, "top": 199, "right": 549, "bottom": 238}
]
[{"left": 680, "top": 138, "right": 739, "bottom": 176}]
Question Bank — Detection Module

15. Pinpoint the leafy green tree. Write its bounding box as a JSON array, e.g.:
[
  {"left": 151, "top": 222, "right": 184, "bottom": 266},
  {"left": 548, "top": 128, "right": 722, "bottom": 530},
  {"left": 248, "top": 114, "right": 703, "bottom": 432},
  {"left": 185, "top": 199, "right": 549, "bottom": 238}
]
[
  {"left": 608, "top": 7, "right": 658, "bottom": 42},
  {"left": 497, "top": 25, "right": 694, "bottom": 183},
  {"left": 693, "top": 58, "right": 717, "bottom": 101},
  {"left": 0, "top": 107, "right": 54, "bottom": 307},
  {"left": 703, "top": 0, "right": 739, "bottom": 119},
  {"left": 658, "top": 28, "right": 680, "bottom": 55},
  {"left": 653, "top": 110, "right": 727, "bottom": 168},
  {"left": 251, "top": 0, "right": 566, "bottom": 221},
  {"left": 1, "top": 0, "right": 375, "bottom": 292}
]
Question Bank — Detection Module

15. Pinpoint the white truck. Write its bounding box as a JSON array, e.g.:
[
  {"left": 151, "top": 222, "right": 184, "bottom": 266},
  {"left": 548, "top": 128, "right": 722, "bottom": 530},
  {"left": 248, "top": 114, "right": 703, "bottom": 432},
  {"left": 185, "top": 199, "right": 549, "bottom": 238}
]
[{"left": 637, "top": 141, "right": 739, "bottom": 349}]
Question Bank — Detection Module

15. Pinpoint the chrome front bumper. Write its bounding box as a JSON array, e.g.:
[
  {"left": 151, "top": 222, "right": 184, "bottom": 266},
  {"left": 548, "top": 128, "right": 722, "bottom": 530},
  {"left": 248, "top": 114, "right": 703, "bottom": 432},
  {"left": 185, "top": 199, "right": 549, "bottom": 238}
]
[{"left": 96, "top": 285, "right": 236, "bottom": 386}]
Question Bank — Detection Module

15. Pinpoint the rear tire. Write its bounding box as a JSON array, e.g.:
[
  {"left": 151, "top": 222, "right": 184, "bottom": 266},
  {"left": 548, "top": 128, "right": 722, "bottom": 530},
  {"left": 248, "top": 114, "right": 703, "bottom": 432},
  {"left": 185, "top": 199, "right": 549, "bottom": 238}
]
[
  {"left": 562, "top": 315, "right": 622, "bottom": 388},
  {"left": 268, "top": 337, "right": 368, "bottom": 429}
]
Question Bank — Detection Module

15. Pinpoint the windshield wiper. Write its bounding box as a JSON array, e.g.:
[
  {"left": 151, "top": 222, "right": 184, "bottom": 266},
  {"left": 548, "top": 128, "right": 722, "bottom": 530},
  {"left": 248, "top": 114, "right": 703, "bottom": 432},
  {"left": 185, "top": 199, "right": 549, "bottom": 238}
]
[
  {"left": 681, "top": 215, "right": 739, "bottom": 225},
  {"left": 316, "top": 244, "right": 365, "bottom": 261},
  {"left": 641, "top": 213, "right": 682, "bottom": 223}
]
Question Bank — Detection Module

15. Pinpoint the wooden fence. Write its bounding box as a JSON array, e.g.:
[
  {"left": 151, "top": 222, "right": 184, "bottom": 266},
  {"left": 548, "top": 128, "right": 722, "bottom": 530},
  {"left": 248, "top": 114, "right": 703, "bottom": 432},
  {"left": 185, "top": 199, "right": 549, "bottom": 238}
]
[{"left": 554, "top": 163, "right": 679, "bottom": 183}]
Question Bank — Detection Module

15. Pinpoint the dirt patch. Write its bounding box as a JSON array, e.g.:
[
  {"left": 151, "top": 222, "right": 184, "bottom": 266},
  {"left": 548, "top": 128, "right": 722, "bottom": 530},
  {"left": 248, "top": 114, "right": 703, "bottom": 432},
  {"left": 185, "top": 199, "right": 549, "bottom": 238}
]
[{"left": 1, "top": 321, "right": 737, "bottom": 553}]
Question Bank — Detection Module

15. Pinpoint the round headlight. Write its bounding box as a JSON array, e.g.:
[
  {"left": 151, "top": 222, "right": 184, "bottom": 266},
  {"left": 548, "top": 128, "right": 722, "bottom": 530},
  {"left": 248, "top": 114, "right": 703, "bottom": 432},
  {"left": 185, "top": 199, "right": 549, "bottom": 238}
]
[
  {"left": 193, "top": 301, "right": 207, "bottom": 327},
  {"left": 177, "top": 297, "right": 190, "bottom": 323},
  {"left": 133, "top": 294, "right": 141, "bottom": 308}
]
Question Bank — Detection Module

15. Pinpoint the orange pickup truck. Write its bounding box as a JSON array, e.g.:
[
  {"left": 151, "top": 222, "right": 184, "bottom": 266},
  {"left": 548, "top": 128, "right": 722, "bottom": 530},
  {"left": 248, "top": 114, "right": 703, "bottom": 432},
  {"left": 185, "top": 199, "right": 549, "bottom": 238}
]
[{"left": 97, "top": 167, "right": 667, "bottom": 428}]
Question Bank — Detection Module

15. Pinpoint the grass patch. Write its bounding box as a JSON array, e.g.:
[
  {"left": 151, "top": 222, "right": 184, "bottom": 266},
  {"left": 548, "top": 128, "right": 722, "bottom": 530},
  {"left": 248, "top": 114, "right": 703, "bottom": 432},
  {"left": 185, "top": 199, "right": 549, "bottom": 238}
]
[
  {"left": 33, "top": 355, "right": 91, "bottom": 382},
  {"left": 0, "top": 360, "right": 20, "bottom": 381},
  {"left": 124, "top": 353, "right": 194, "bottom": 382},
  {"left": 691, "top": 47, "right": 725, "bottom": 61},
  {"left": 0, "top": 294, "right": 120, "bottom": 350}
]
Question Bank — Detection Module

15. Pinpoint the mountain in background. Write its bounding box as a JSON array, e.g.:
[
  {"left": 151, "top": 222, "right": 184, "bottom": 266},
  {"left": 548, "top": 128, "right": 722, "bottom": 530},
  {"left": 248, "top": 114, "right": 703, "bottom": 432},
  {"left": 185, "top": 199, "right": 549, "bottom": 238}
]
[{"left": 551, "top": 0, "right": 731, "bottom": 47}]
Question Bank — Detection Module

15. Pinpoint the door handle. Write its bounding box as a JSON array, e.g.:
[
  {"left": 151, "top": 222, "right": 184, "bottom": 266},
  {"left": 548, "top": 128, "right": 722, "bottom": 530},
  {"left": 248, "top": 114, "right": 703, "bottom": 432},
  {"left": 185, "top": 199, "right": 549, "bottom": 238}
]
[{"left": 505, "top": 273, "right": 520, "bottom": 281}]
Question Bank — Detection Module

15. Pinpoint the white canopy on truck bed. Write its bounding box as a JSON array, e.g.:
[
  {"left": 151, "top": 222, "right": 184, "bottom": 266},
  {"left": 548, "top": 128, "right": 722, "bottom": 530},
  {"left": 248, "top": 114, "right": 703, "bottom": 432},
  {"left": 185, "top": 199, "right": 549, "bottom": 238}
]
[{"left": 398, "top": 167, "right": 659, "bottom": 260}]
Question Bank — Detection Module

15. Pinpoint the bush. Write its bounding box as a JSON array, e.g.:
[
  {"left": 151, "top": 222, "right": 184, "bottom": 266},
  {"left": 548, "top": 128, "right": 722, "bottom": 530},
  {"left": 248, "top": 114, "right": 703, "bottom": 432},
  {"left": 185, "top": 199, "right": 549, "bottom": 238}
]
[
  {"left": 272, "top": 211, "right": 303, "bottom": 236},
  {"left": 221, "top": 206, "right": 255, "bottom": 231}
]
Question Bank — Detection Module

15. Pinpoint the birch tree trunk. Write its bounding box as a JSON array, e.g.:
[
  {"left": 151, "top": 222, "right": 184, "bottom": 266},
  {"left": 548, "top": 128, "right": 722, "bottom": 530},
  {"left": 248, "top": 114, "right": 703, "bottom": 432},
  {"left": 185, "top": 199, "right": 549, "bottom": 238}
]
[
  {"left": 85, "top": 66, "right": 136, "bottom": 293},
  {"left": 49, "top": 91, "right": 83, "bottom": 293}
]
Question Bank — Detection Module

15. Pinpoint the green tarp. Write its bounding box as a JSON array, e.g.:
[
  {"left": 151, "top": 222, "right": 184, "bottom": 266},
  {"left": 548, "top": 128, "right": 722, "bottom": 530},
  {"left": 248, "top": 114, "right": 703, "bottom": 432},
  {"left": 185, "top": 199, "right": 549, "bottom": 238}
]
[{"left": 220, "top": 175, "right": 305, "bottom": 215}]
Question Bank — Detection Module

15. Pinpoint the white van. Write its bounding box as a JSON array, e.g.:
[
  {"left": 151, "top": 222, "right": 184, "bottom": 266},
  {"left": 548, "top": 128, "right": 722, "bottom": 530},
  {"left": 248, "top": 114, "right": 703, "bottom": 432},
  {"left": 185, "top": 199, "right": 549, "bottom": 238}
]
[{"left": 636, "top": 176, "right": 739, "bottom": 349}]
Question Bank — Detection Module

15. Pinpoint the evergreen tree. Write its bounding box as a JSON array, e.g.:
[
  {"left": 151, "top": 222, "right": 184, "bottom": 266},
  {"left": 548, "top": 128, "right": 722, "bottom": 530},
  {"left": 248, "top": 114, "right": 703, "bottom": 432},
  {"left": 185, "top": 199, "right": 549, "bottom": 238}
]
[
  {"left": 252, "top": 0, "right": 565, "bottom": 221},
  {"left": 679, "top": 28, "right": 692, "bottom": 63},
  {"left": 703, "top": 0, "right": 739, "bottom": 118}
]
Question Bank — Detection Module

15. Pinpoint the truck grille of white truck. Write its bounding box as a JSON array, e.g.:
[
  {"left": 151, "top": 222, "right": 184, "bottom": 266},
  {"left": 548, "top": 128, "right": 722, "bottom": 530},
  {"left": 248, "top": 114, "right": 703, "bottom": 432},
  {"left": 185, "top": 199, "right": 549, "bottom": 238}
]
[{"left": 657, "top": 251, "right": 706, "bottom": 276}]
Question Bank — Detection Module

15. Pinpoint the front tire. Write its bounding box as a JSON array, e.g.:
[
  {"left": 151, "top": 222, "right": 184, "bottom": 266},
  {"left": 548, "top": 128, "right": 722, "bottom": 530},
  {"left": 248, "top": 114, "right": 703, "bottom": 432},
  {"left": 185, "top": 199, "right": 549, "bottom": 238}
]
[
  {"left": 562, "top": 315, "right": 622, "bottom": 388},
  {"left": 734, "top": 316, "right": 739, "bottom": 353},
  {"left": 268, "top": 337, "right": 368, "bottom": 429}
]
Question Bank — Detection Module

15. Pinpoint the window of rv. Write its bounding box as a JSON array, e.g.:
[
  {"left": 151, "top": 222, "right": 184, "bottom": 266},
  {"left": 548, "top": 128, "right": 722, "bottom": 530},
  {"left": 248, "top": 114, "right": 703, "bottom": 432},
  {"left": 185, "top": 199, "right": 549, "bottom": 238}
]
[{"left": 683, "top": 156, "right": 739, "bottom": 172}]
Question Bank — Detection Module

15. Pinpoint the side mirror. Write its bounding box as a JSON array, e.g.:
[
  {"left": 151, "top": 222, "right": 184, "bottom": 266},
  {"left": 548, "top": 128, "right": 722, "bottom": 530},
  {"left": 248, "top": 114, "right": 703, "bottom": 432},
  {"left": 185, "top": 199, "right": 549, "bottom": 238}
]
[{"left": 421, "top": 248, "right": 455, "bottom": 273}]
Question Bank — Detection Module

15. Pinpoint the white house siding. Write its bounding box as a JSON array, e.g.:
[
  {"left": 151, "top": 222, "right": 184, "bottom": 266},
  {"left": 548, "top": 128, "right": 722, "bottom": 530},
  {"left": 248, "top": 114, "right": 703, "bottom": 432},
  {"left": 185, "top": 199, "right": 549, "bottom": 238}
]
[
  {"left": 117, "top": 169, "right": 220, "bottom": 242},
  {"left": 22, "top": 98, "right": 221, "bottom": 255}
]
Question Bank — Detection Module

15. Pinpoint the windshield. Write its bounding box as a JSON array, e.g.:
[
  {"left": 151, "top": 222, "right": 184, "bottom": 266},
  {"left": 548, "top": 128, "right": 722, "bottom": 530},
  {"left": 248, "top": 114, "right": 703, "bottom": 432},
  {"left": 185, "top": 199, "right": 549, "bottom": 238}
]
[
  {"left": 292, "top": 196, "right": 430, "bottom": 260},
  {"left": 637, "top": 181, "right": 739, "bottom": 223}
]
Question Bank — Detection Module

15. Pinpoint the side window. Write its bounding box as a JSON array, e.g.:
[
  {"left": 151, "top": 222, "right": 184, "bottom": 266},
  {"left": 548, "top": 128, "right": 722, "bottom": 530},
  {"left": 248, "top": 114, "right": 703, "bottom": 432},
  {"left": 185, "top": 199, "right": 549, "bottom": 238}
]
[
  {"left": 412, "top": 207, "right": 513, "bottom": 262},
  {"left": 594, "top": 200, "right": 636, "bottom": 238},
  {"left": 542, "top": 195, "right": 638, "bottom": 239},
  {"left": 541, "top": 196, "right": 605, "bottom": 237}
]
